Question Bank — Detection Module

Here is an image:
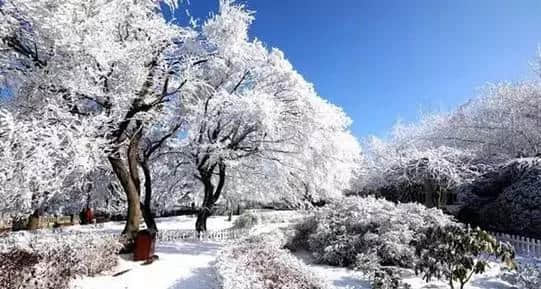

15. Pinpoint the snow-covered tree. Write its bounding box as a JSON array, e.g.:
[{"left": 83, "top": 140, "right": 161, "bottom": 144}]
[
  {"left": 1, "top": 0, "right": 361, "bottom": 235},
  {"left": 0, "top": 0, "right": 196, "bottom": 238},
  {"left": 359, "top": 134, "right": 479, "bottom": 207},
  {"left": 357, "top": 76, "right": 541, "bottom": 206},
  {"left": 442, "top": 82, "right": 541, "bottom": 159},
  {"left": 159, "top": 1, "right": 361, "bottom": 231}
]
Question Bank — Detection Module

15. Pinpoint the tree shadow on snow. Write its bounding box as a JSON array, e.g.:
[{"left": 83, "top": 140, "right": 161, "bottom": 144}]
[{"left": 167, "top": 266, "right": 218, "bottom": 289}]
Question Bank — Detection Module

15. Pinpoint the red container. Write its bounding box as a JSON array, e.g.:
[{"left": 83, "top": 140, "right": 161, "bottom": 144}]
[
  {"left": 84, "top": 208, "right": 94, "bottom": 223},
  {"left": 134, "top": 230, "right": 156, "bottom": 261},
  {"left": 80, "top": 208, "right": 94, "bottom": 225}
]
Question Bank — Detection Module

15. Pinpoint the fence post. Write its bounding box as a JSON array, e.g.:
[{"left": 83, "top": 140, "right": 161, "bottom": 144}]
[{"left": 516, "top": 236, "right": 521, "bottom": 255}]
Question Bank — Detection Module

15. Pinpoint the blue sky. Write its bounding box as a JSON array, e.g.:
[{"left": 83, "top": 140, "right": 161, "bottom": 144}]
[{"left": 167, "top": 0, "right": 541, "bottom": 139}]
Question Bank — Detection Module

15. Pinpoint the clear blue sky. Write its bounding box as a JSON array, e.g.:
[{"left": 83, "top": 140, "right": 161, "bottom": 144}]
[{"left": 167, "top": 0, "right": 541, "bottom": 139}]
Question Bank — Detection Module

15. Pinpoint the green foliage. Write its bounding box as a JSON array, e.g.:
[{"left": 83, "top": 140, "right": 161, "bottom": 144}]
[
  {"left": 354, "top": 251, "right": 411, "bottom": 289},
  {"left": 371, "top": 267, "right": 412, "bottom": 289},
  {"left": 413, "top": 225, "right": 515, "bottom": 289}
]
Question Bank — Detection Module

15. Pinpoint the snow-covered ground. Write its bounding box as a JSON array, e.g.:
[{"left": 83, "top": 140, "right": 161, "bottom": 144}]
[
  {"left": 33, "top": 212, "right": 516, "bottom": 289},
  {"left": 69, "top": 212, "right": 295, "bottom": 289},
  {"left": 72, "top": 240, "right": 222, "bottom": 289},
  {"left": 402, "top": 264, "right": 515, "bottom": 289},
  {"left": 298, "top": 251, "right": 514, "bottom": 289},
  {"left": 291, "top": 250, "right": 368, "bottom": 289},
  {"left": 303, "top": 262, "right": 515, "bottom": 289}
]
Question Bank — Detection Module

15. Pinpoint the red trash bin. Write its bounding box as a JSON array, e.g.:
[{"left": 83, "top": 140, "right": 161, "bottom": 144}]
[
  {"left": 134, "top": 230, "right": 156, "bottom": 261},
  {"left": 84, "top": 208, "right": 94, "bottom": 224},
  {"left": 80, "top": 208, "right": 94, "bottom": 225}
]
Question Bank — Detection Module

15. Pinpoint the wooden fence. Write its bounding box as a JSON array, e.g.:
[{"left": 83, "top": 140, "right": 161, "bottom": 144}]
[{"left": 491, "top": 232, "right": 541, "bottom": 258}]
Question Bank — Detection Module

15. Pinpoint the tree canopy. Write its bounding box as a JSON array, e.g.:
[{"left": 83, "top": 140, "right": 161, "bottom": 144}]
[{"left": 0, "top": 0, "right": 361, "bottom": 232}]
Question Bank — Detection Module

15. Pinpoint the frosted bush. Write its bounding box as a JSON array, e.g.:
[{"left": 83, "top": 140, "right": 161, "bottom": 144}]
[
  {"left": 258, "top": 211, "right": 307, "bottom": 224},
  {"left": 235, "top": 211, "right": 306, "bottom": 230},
  {"left": 233, "top": 211, "right": 260, "bottom": 229},
  {"left": 501, "top": 261, "right": 541, "bottom": 289},
  {"left": 413, "top": 224, "right": 515, "bottom": 289},
  {"left": 0, "top": 232, "right": 122, "bottom": 289},
  {"left": 216, "top": 232, "right": 330, "bottom": 289},
  {"left": 372, "top": 268, "right": 411, "bottom": 289},
  {"left": 290, "top": 196, "right": 455, "bottom": 269}
]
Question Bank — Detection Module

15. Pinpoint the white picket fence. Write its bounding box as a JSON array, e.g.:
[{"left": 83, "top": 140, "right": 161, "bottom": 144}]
[
  {"left": 491, "top": 232, "right": 541, "bottom": 258},
  {"left": 84, "top": 228, "right": 249, "bottom": 242},
  {"left": 157, "top": 228, "right": 249, "bottom": 242}
]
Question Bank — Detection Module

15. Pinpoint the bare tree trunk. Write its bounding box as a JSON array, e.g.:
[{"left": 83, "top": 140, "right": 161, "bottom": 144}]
[
  {"left": 109, "top": 156, "right": 141, "bottom": 240},
  {"left": 108, "top": 129, "right": 144, "bottom": 241},
  {"left": 424, "top": 180, "right": 435, "bottom": 208},
  {"left": 141, "top": 159, "right": 157, "bottom": 233},
  {"left": 196, "top": 176, "right": 214, "bottom": 232},
  {"left": 195, "top": 209, "right": 210, "bottom": 232},
  {"left": 195, "top": 163, "right": 226, "bottom": 232},
  {"left": 117, "top": 126, "right": 144, "bottom": 241}
]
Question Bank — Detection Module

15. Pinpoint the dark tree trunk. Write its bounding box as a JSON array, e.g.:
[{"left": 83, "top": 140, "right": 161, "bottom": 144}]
[
  {"left": 108, "top": 130, "right": 143, "bottom": 241},
  {"left": 424, "top": 180, "right": 435, "bottom": 208},
  {"left": 196, "top": 174, "right": 214, "bottom": 233},
  {"left": 109, "top": 156, "right": 141, "bottom": 240},
  {"left": 195, "top": 162, "right": 226, "bottom": 232},
  {"left": 195, "top": 209, "right": 210, "bottom": 232},
  {"left": 141, "top": 159, "right": 157, "bottom": 233}
]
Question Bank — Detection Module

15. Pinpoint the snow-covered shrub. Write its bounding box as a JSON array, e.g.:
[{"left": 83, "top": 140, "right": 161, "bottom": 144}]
[
  {"left": 216, "top": 232, "right": 330, "bottom": 289},
  {"left": 0, "top": 249, "right": 42, "bottom": 289},
  {"left": 413, "top": 224, "right": 515, "bottom": 289},
  {"left": 233, "top": 211, "right": 260, "bottom": 229},
  {"left": 500, "top": 261, "right": 541, "bottom": 289},
  {"left": 258, "top": 211, "right": 306, "bottom": 224},
  {"left": 66, "top": 233, "right": 123, "bottom": 276},
  {"left": 0, "top": 232, "right": 122, "bottom": 289},
  {"left": 287, "top": 215, "right": 319, "bottom": 250},
  {"left": 234, "top": 211, "right": 306, "bottom": 230},
  {"left": 354, "top": 250, "right": 411, "bottom": 289},
  {"left": 457, "top": 157, "right": 541, "bottom": 239},
  {"left": 372, "top": 268, "right": 411, "bottom": 289},
  {"left": 290, "top": 196, "right": 454, "bottom": 268}
]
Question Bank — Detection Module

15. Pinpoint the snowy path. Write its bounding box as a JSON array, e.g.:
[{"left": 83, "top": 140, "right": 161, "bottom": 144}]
[
  {"left": 307, "top": 263, "right": 370, "bottom": 289},
  {"left": 72, "top": 241, "right": 222, "bottom": 289},
  {"left": 293, "top": 251, "right": 370, "bottom": 289}
]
